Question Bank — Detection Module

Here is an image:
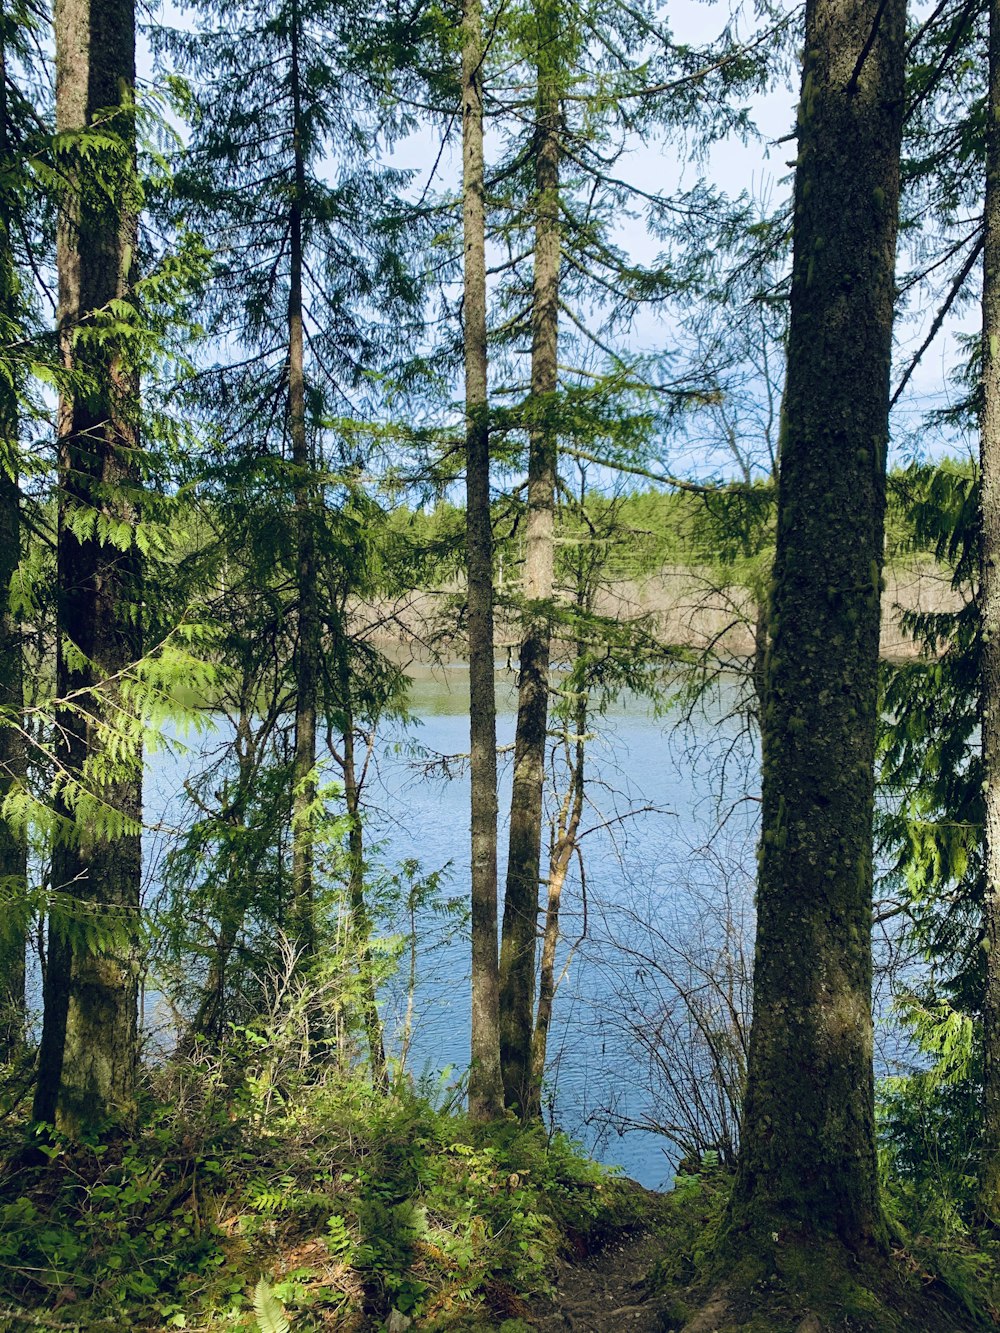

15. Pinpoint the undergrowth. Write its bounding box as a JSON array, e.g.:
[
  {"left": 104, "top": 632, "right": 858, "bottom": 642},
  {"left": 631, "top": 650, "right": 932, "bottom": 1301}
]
[
  {"left": 644, "top": 1150, "right": 1000, "bottom": 1332},
  {"left": 0, "top": 1052, "right": 633, "bottom": 1332}
]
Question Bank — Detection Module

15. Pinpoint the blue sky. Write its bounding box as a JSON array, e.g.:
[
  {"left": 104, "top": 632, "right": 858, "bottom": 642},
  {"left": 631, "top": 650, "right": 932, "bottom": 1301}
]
[{"left": 145, "top": 0, "right": 978, "bottom": 478}]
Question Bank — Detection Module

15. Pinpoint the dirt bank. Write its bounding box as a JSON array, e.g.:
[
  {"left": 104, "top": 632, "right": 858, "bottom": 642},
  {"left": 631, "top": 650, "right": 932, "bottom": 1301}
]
[{"left": 351, "top": 558, "right": 963, "bottom": 665}]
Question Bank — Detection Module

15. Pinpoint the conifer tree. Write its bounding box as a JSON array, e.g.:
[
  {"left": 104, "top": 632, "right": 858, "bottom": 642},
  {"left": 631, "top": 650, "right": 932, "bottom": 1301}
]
[
  {"left": 0, "top": 0, "right": 33, "bottom": 1061},
  {"left": 287, "top": 0, "right": 319, "bottom": 959},
  {"left": 160, "top": 0, "right": 418, "bottom": 972},
  {"left": 330, "top": 623, "right": 389, "bottom": 1090},
  {"left": 33, "top": 0, "right": 143, "bottom": 1134},
  {"left": 498, "top": 0, "right": 561, "bottom": 1117},
  {"left": 857, "top": 0, "right": 1000, "bottom": 1220},
  {"left": 980, "top": 0, "right": 1000, "bottom": 1219},
  {"left": 724, "top": 0, "right": 906, "bottom": 1264},
  {"left": 489, "top": 0, "right": 776, "bottom": 1116},
  {"left": 462, "top": 0, "right": 504, "bottom": 1121}
]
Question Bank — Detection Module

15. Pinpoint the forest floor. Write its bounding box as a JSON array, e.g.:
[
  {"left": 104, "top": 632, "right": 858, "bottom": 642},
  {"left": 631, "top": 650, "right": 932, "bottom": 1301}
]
[
  {"left": 530, "top": 1226, "right": 669, "bottom": 1332},
  {"left": 2, "top": 1090, "right": 997, "bottom": 1333},
  {"left": 526, "top": 1185, "right": 1000, "bottom": 1333}
]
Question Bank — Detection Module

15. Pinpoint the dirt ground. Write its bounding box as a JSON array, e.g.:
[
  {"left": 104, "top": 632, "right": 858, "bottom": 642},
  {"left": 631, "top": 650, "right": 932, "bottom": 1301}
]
[{"left": 530, "top": 1229, "right": 670, "bottom": 1332}]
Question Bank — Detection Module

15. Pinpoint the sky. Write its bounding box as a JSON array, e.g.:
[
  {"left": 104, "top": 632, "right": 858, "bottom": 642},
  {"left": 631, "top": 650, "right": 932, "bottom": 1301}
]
[{"left": 143, "top": 0, "right": 979, "bottom": 477}]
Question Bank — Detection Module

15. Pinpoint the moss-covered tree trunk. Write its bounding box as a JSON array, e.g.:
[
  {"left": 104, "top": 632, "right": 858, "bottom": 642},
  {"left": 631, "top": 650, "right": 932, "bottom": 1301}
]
[
  {"left": 499, "top": 5, "right": 560, "bottom": 1117},
  {"left": 980, "top": 0, "right": 1000, "bottom": 1221},
  {"left": 0, "top": 26, "right": 26, "bottom": 1062},
  {"left": 33, "top": 0, "right": 142, "bottom": 1136},
  {"left": 288, "top": 0, "right": 319, "bottom": 964},
  {"left": 725, "top": 0, "right": 905, "bottom": 1253},
  {"left": 462, "top": 0, "right": 504, "bottom": 1122}
]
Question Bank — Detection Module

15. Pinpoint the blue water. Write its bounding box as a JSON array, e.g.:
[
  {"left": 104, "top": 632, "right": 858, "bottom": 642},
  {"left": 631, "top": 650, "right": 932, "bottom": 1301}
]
[
  {"left": 339, "top": 667, "right": 758, "bottom": 1188},
  {"left": 143, "top": 667, "right": 760, "bottom": 1189}
]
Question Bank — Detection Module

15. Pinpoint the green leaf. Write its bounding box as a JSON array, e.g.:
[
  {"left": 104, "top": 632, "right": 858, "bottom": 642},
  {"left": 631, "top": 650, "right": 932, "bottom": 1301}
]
[{"left": 253, "top": 1277, "right": 290, "bottom": 1333}]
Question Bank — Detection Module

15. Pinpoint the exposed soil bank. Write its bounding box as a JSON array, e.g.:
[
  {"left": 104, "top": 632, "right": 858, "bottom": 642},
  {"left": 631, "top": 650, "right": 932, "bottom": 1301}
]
[{"left": 354, "top": 560, "right": 961, "bottom": 665}]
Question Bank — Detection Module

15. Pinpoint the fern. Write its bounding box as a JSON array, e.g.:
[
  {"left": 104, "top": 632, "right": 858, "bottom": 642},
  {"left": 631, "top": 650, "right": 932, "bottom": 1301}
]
[{"left": 253, "top": 1278, "right": 290, "bottom": 1333}]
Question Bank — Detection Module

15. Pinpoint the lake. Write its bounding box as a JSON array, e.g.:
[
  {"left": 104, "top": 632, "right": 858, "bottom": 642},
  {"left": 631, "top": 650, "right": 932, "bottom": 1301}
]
[
  {"left": 306, "top": 665, "right": 759, "bottom": 1189},
  {"left": 142, "top": 662, "right": 918, "bottom": 1189},
  {"left": 141, "top": 666, "right": 761, "bottom": 1188}
]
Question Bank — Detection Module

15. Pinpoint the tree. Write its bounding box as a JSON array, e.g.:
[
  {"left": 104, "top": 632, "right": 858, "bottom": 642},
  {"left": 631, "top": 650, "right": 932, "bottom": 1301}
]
[
  {"left": 462, "top": 0, "right": 505, "bottom": 1121},
  {"left": 0, "top": 0, "right": 35, "bottom": 1061},
  {"left": 33, "top": 0, "right": 143, "bottom": 1134},
  {"left": 498, "top": 0, "right": 561, "bottom": 1118},
  {"left": 484, "top": 0, "right": 780, "bottom": 1118},
  {"left": 724, "top": 0, "right": 907, "bottom": 1264},
  {"left": 156, "top": 530, "right": 296, "bottom": 1052},
  {"left": 159, "top": 0, "right": 419, "bottom": 973},
  {"left": 286, "top": 0, "right": 320, "bottom": 961},
  {"left": 980, "top": 0, "right": 1000, "bottom": 1218}
]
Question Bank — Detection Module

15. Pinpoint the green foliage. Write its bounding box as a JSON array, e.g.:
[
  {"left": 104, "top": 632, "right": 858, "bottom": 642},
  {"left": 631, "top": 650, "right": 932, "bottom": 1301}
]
[
  {"left": 878, "top": 998, "right": 981, "bottom": 1239},
  {"left": 872, "top": 460, "right": 989, "bottom": 1249},
  {"left": 880, "top": 1062, "right": 981, "bottom": 1239},
  {"left": 0, "top": 1055, "right": 627, "bottom": 1330},
  {"left": 253, "top": 1277, "right": 291, "bottom": 1333},
  {"left": 646, "top": 1160, "right": 731, "bottom": 1293},
  {"left": 878, "top": 1058, "right": 1000, "bottom": 1326},
  {"left": 0, "top": 1126, "right": 246, "bottom": 1326}
]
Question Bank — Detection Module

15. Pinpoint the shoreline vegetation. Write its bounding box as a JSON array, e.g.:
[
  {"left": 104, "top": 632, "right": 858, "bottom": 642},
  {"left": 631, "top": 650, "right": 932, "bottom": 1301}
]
[{"left": 354, "top": 477, "right": 969, "bottom": 667}]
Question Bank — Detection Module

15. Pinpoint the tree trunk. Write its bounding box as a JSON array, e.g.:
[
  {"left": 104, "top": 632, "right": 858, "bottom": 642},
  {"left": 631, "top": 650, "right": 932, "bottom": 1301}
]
[
  {"left": 980, "top": 0, "right": 1000, "bottom": 1220},
  {"left": 335, "top": 641, "right": 388, "bottom": 1091},
  {"left": 500, "top": 9, "right": 560, "bottom": 1117},
  {"left": 288, "top": 0, "right": 318, "bottom": 963},
  {"left": 179, "top": 721, "right": 256, "bottom": 1055},
  {"left": 462, "top": 0, "right": 504, "bottom": 1122},
  {"left": 0, "top": 27, "right": 26, "bottom": 1062},
  {"left": 34, "top": 0, "right": 142, "bottom": 1136},
  {"left": 181, "top": 919, "right": 239, "bottom": 1052},
  {"left": 725, "top": 0, "right": 905, "bottom": 1253},
  {"left": 527, "top": 696, "right": 583, "bottom": 1121},
  {"left": 751, "top": 583, "right": 769, "bottom": 719}
]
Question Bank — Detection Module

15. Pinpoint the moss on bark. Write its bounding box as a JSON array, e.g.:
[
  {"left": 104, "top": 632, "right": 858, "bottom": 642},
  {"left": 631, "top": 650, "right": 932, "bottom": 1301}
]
[{"left": 722, "top": 0, "right": 906, "bottom": 1266}]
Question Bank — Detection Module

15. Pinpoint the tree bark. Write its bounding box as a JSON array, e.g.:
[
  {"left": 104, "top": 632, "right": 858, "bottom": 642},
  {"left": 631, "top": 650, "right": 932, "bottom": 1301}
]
[
  {"left": 980, "top": 0, "right": 1000, "bottom": 1220},
  {"left": 0, "top": 26, "right": 26, "bottom": 1062},
  {"left": 725, "top": 0, "right": 905, "bottom": 1252},
  {"left": 34, "top": 0, "right": 142, "bottom": 1135},
  {"left": 500, "top": 6, "right": 560, "bottom": 1117},
  {"left": 462, "top": 0, "right": 504, "bottom": 1122},
  {"left": 288, "top": 0, "right": 319, "bottom": 963},
  {"left": 527, "top": 695, "right": 583, "bottom": 1121},
  {"left": 334, "top": 639, "right": 388, "bottom": 1091}
]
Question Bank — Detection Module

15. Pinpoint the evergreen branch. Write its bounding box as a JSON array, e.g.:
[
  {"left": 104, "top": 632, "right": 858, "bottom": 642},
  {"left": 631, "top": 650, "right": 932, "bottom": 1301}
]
[
  {"left": 558, "top": 18, "right": 793, "bottom": 105},
  {"left": 559, "top": 444, "right": 768, "bottom": 495},
  {"left": 890, "top": 230, "right": 983, "bottom": 409}
]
